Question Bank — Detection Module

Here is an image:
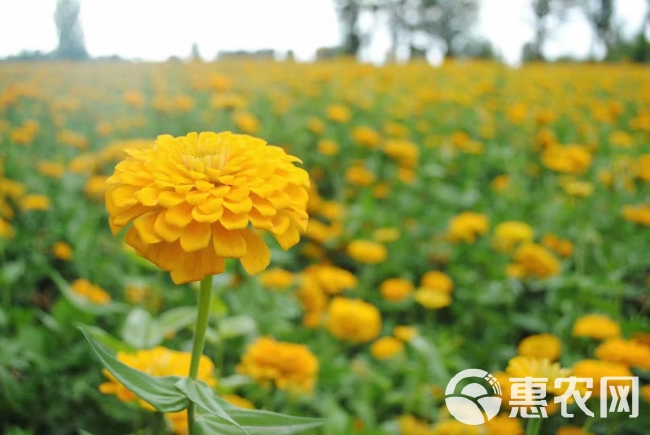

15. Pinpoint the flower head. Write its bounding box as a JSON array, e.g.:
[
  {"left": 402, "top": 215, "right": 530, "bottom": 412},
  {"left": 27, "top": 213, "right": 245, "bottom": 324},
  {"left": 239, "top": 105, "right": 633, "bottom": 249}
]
[
  {"left": 370, "top": 336, "right": 404, "bottom": 360},
  {"left": 492, "top": 221, "right": 534, "bottom": 253},
  {"left": 518, "top": 334, "right": 562, "bottom": 361},
  {"left": 237, "top": 337, "right": 318, "bottom": 394},
  {"left": 105, "top": 132, "right": 309, "bottom": 284},
  {"left": 572, "top": 314, "right": 621, "bottom": 340},
  {"left": 70, "top": 278, "right": 111, "bottom": 305},
  {"left": 447, "top": 212, "right": 489, "bottom": 244},
  {"left": 326, "top": 297, "right": 381, "bottom": 343}
]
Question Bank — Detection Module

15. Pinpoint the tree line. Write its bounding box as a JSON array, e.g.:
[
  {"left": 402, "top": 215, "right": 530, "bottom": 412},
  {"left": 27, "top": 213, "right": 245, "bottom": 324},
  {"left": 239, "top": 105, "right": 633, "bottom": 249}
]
[{"left": 4, "top": 0, "right": 650, "bottom": 63}]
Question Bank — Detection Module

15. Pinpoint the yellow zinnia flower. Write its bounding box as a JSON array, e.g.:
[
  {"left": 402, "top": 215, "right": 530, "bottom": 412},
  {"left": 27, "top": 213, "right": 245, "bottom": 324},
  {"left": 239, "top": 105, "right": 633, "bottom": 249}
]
[
  {"left": 52, "top": 241, "right": 73, "bottom": 261},
  {"left": 447, "top": 212, "right": 489, "bottom": 244},
  {"left": 20, "top": 194, "right": 50, "bottom": 211},
  {"left": 326, "top": 297, "right": 381, "bottom": 343},
  {"left": 370, "top": 337, "right": 404, "bottom": 360},
  {"left": 572, "top": 314, "right": 621, "bottom": 340},
  {"left": 105, "top": 132, "right": 309, "bottom": 284},
  {"left": 237, "top": 336, "right": 318, "bottom": 394},
  {"left": 347, "top": 240, "right": 387, "bottom": 264},
  {"left": 70, "top": 278, "right": 111, "bottom": 305},
  {"left": 380, "top": 278, "right": 413, "bottom": 302},
  {"left": 492, "top": 221, "right": 534, "bottom": 253},
  {"left": 594, "top": 338, "right": 650, "bottom": 369},
  {"left": 420, "top": 271, "right": 453, "bottom": 293},
  {"left": 518, "top": 334, "right": 562, "bottom": 361}
]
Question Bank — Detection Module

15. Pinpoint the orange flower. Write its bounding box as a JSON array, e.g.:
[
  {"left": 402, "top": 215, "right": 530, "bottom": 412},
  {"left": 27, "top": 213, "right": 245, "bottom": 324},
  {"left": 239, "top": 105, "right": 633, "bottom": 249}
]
[{"left": 105, "top": 132, "right": 309, "bottom": 284}]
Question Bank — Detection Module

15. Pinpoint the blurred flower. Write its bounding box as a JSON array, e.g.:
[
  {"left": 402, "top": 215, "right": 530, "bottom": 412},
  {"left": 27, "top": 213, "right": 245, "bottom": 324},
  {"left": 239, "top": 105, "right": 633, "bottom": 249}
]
[
  {"left": 37, "top": 162, "right": 65, "bottom": 179},
  {"left": 383, "top": 139, "right": 419, "bottom": 167},
  {"left": 326, "top": 104, "right": 351, "bottom": 123},
  {"left": 105, "top": 132, "right": 309, "bottom": 284},
  {"left": 84, "top": 175, "right": 108, "bottom": 199},
  {"left": 506, "top": 356, "right": 571, "bottom": 395},
  {"left": 347, "top": 240, "right": 387, "bottom": 264},
  {"left": 541, "top": 145, "right": 592, "bottom": 174},
  {"left": 307, "top": 118, "right": 325, "bottom": 135},
  {"left": 594, "top": 338, "right": 650, "bottom": 369},
  {"left": 571, "top": 359, "right": 632, "bottom": 397},
  {"left": 302, "top": 264, "right": 357, "bottom": 295},
  {"left": 124, "top": 90, "right": 145, "bottom": 108},
  {"left": 233, "top": 111, "right": 260, "bottom": 134},
  {"left": 398, "top": 415, "right": 434, "bottom": 435},
  {"left": 326, "top": 297, "right": 381, "bottom": 343},
  {"left": 508, "top": 243, "right": 560, "bottom": 280},
  {"left": 447, "top": 212, "right": 489, "bottom": 244},
  {"left": 370, "top": 337, "right": 404, "bottom": 360},
  {"left": 259, "top": 268, "right": 294, "bottom": 290},
  {"left": 345, "top": 164, "right": 375, "bottom": 186},
  {"left": 556, "top": 427, "right": 594, "bottom": 435},
  {"left": 622, "top": 204, "right": 650, "bottom": 226},
  {"left": 518, "top": 334, "right": 561, "bottom": 361},
  {"left": 0, "top": 218, "right": 14, "bottom": 239},
  {"left": 414, "top": 289, "right": 451, "bottom": 309},
  {"left": 70, "top": 278, "right": 110, "bottom": 305},
  {"left": 541, "top": 234, "right": 573, "bottom": 258},
  {"left": 492, "top": 221, "right": 534, "bottom": 253},
  {"left": 432, "top": 419, "right": 480, "bottom": 435},
  {"left": 393, "top": 326, "right": 418, "bottom": 342},
  {"left": 351, "top": 126, "right": 381, "bottom": 148},
  {"left": 237, "top": 336, "right": 318, "bottom": 394},
  {"left": 420, "top": 271, "right": 453, "bottom": 293},
  {"left": 573, "top": 314, "right": 621, "bottom": 340},
  {"left": 372, "top": 227, "right": 400, "bottom": 243},
  {"left": 483, "top": 414, "right": 523, "bottom": 435},
  {"left": 380, "top": 278, "right": 413, "bottom": 302},
  {"left": 52, "top": 241, "right": 73, "bottom": 261},
  {"left": 20, "top": 194, "right": 50, "bottom": 211},
  {"left": 317, "top": 139, "right": 339, "bottom": 156}
]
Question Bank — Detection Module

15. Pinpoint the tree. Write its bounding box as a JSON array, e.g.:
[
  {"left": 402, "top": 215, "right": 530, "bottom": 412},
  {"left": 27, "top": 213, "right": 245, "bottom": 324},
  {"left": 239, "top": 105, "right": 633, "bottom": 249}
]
[
  {"left": 582, "top": 0, "right": 615, "bottom": 58},
  {"left": 414, "top": 0, "right": 480, "bottom": 58},
  {"left": 529, "top": 0, "right": 579, "bottom": 61},
  {"left": 54, "top": 0, "right": 88, "bottom": 60},
  {"left": 334, "top": 0, "right": 364, "bottom": 55}
]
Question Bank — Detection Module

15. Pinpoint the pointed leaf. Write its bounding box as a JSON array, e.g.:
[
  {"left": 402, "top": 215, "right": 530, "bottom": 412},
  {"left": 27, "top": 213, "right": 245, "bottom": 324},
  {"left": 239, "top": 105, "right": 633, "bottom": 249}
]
[
  {"left": 194, "top": 405, "right": 326, "bottom": 435},
  {"left": 174, "top": 378, "right": 249, "bottom": 434},
  {"left": 81, "top": 323, "right": 135, "bottom": 353},
  {"left": 80, "top": 327, "right": 188, "bottom": 412}
]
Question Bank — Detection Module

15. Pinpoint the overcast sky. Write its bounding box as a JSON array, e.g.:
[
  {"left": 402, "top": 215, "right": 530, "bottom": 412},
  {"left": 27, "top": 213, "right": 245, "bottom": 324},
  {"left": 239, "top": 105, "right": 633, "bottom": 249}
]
[{"left": 0, "top": 0, "right": 647, "bottom": 64}]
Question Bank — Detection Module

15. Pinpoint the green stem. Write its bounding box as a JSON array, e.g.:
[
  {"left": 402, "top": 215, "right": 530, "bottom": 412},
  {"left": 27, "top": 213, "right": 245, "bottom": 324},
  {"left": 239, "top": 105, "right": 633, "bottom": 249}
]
[
  {"left": 187, "top": 274, "right": 214, "bottom": 435},
  {"left": 525, "top": 418, "right": 542, "bottom": 435},
  {"left": 582, "top": 416, "right": 595, "bottom": 434}
]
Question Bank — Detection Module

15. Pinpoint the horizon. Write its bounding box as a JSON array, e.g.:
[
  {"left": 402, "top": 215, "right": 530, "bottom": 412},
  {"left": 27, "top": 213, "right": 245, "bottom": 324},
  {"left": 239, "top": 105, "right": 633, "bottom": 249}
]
[{"left": 0, "top": 0, "right": 648, "bottom": 65}]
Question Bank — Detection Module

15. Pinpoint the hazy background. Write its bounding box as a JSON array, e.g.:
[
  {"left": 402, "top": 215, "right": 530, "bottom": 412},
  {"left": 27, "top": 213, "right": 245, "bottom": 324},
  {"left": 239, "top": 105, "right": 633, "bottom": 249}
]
[{"left": 0, "top": 0, "right": 649, "bottom": 64}]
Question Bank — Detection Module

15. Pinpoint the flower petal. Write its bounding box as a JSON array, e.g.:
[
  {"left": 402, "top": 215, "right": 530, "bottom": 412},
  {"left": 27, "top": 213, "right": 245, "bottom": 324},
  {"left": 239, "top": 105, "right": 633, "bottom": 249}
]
[
  {"left": 239, "top": 230, "right": 270, "bottom": 275},
  {"left": 212, "top": 223, "right": 247, "bottom": 258},
  {"left": 180, "top": 220, "right": 212, "bottom": 252}
]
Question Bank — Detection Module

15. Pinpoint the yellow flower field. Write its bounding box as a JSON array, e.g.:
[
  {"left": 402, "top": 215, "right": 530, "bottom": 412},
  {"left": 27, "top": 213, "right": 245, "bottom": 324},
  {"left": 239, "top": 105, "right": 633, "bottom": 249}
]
[{"left": 0, "top": 59, "right": 649, "bottom": 435}]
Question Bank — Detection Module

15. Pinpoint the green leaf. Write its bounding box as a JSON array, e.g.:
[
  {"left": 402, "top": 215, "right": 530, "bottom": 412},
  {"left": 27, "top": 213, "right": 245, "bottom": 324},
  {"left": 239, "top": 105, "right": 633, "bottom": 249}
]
[
  {"left": 81, "top": 324, "right": 135, "bottom": 353},
  {"left": 193, "top": 405, "right": 326, "bottom": 435},
  {"left": 51, "top": 272, "right": 128, "bottom": 315},
  {"left": 122, "top": 308, "right": 163, "bottom": 348},
  {"left": 218, "top": 315, "right": 257, "bottom": 339},
  {"left": 80, "top": 327, "right": 188, "bottom": 413},
  {"left": 174, "top": 378, "right": 249, "bottom": 434},
  {"left": 156, "top": 306, "right": 197, "bottom": 337}
]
